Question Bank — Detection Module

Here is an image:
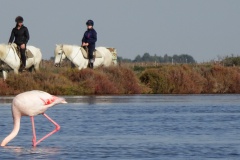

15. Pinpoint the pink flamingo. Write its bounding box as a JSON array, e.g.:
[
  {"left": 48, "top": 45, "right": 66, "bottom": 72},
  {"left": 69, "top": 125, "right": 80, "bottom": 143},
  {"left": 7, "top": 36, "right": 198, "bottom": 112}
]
[{"left": 0, "top": 90, "right": 67, "bottom": 147}]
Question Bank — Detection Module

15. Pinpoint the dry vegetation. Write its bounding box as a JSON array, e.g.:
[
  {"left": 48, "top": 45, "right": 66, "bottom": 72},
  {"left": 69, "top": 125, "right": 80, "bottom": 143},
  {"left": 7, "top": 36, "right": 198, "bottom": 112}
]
[
  {"left": 139, "top": 64, "right": 240, "bottom": 94},
  {"left": 0, "top": 60, "right": 144, "bottom": 95},
  {"left": 1, "top": 60, "right": 240, "bottom": 95}
]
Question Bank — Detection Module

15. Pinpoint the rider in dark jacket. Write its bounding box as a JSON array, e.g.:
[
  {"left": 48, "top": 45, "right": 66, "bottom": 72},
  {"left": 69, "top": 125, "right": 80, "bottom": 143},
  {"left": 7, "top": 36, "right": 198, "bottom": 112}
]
[
  {"left": 9, "top": 16, "right": 30, "bottom": 70},
  {"left": 82, "top": 20, "right": 97, "bottom": 69}
]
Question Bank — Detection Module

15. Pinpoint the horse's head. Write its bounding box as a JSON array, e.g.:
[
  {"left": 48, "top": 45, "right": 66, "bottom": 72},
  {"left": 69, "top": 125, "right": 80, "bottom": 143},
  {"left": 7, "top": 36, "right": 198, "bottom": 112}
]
[{"left": 54, "top": 44, "right": 66, "bottom": 67}]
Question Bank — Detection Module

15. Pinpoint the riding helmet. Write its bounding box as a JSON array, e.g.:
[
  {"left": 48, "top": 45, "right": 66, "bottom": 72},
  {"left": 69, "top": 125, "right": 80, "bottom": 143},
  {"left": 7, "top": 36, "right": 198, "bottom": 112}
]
[
  {"left": 86, "top": 20, "right": 94, "bottom": 26},
  {"left": 15, "top": 16, "right": 24, "bottom": 23}
]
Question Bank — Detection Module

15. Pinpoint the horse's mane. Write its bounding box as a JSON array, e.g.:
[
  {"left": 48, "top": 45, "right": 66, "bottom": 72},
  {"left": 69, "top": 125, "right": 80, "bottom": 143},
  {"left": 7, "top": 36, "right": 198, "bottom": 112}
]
[{"left": 60, "top": 44, "right": 81, "bottom": 57}]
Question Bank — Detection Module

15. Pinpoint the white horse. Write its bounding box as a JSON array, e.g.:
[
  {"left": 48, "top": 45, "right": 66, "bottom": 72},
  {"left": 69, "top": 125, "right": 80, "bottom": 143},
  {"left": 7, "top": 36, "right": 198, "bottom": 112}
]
[
  {"left": 0, "top": 43, "right": 42, "bottom": 80},
  {"left": 54, "top": 44, "right": 116, "bottom": 69}
]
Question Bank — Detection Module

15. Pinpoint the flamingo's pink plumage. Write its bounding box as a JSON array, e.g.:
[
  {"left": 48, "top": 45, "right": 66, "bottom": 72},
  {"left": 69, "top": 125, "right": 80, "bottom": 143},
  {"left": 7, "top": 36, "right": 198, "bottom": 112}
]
[{"left": 1, "top": 90, "right": 67, "bottom": 147}]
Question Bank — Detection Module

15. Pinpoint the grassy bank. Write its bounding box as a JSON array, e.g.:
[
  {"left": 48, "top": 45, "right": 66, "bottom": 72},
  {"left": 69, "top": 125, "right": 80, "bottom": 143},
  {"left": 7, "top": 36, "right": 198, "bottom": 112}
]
[
  {"left": 1, "top": 61, "right": 240, "bottom": 95},
  {"left": 139, "top": 64, "right": 240, "bottom": 94},
  {"left": 0, "top": 64, "right": 144, "bottom": 95}
]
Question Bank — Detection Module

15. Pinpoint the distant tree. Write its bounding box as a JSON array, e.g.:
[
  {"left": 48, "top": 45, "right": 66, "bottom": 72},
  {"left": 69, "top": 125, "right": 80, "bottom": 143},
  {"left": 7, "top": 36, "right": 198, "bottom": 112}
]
[
  {"left": 117, "top": 56, "right": 131, "bottom": 62},
  {"left": 158, "top": 56, "right": 164, "bottom": 62},
  {"left": 172, "top": 55, "right": 179, "bottom": 63},
  {"left": 223, "top": 56, "right": 240, "bottom": 66},
  {"left": 119, "top": 53, "right": 196, "bottom": 63},
  {"left": 178, "top": 54, "right": 196, "bottom": 63},
  {"left": 142, "top": 53, "right": 151, "bottom": 62},
  {"left": 133, "top": 55, "right": 142, "bottom": 62},
  {"left": 153, "top": 54, "right": 159, "bottom": 62},
  {"left": 163, "top": 54, "right": 170, "bottom": 63}
]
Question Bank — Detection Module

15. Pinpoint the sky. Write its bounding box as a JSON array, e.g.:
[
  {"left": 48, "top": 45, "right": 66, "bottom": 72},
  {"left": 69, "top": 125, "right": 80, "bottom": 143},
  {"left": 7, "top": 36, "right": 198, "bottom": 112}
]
[{"left": 1, "top": 0, "right": 240, "bottom": 62}]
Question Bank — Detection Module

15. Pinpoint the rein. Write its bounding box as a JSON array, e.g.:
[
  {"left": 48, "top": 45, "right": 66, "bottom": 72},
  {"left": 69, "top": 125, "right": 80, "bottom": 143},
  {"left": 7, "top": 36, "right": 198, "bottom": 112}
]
[{"left": 69, "top": 47, "right": 80, "bottom": 67}]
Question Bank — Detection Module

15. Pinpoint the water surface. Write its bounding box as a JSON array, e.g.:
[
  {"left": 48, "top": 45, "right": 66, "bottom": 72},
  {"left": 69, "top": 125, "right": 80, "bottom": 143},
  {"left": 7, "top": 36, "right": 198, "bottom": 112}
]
[{"left": 0, "top": 95, "right": 240, "bottom": 160}]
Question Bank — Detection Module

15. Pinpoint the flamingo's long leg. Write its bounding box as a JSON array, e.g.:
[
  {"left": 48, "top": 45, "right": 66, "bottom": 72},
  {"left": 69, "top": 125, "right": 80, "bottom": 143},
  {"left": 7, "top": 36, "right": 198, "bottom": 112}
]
[
  {"left": 31, "top": 116, "right": 37, "bottom": 147},
  {"left": 31, "top": 113, "right": 60, "bottom": 147}
]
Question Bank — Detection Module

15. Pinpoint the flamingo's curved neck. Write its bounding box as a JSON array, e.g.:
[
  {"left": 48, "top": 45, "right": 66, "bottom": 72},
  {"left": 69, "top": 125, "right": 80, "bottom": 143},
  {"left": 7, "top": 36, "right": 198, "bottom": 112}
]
[{"left": 1, "top": 115, "right": 21, "bottom": 146}]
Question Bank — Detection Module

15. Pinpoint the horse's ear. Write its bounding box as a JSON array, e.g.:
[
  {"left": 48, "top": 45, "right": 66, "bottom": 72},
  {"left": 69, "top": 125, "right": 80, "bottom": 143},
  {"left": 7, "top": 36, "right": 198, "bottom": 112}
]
[{"left": 56, "top": 44, "right": 59, "bottom": 47}]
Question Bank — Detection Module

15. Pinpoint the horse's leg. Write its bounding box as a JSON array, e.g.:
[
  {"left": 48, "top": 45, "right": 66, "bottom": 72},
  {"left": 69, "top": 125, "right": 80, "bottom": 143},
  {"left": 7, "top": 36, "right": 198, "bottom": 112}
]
[
  {"left": 28, "top": 65, "right": 35, "bottom": 72},
  {"left": 78, "top": 61, "right": 88, "bottom": 70},
  {"left": 71, "top": 62, "right": 75, "bottom": 69},
  {"left": 13, "top": 69, "right": 19, "bottom": 74},
  {"left": 34, "top": 61, "right": 40, "bottom": 71},
  {"left": 2, "top": 70, "right": 8, "bottom": 81},
  {"left": 71, "top": 57, "right": 87, "bottom": 70}
]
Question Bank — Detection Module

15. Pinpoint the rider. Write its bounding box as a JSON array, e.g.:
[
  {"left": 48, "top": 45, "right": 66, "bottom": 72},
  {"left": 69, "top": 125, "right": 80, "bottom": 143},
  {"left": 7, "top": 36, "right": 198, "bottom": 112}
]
[
  {"left": 9, "top": 16, "right": 30, "bottom": 71},
  {"left": 82, "top": 20, "right": 97, "bottom": 69}
]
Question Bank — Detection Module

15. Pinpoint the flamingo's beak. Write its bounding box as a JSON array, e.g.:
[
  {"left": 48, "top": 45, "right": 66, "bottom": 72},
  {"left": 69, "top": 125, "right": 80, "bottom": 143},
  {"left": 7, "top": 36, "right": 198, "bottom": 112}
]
[{"left": 61, "top": 100, "right": 67, "bottom": 104}]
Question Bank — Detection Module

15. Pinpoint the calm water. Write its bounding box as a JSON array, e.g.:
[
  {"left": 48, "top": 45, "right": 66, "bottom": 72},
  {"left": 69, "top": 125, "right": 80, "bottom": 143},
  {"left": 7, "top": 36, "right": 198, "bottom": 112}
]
[{"left": 0, "top": 95, "right": 240, "bottom": 160}]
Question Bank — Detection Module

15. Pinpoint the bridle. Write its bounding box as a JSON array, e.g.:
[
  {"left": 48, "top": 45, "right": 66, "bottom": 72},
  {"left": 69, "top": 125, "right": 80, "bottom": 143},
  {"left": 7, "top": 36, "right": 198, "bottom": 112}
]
[{"left": 55, "top": 45, "right": 81, "bottom": 67}]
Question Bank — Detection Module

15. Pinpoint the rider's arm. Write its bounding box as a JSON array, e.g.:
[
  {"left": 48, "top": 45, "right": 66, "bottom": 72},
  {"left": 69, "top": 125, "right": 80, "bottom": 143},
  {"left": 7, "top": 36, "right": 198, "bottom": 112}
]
[
  {"left": 82, "top": 31, "right": 87, "bottom": 44},
  {"left": 24, "top": 27, "right": 30, "bottom": 44},
  {"left": 8, "top": 28, "right": 15, "bottom": 43}
]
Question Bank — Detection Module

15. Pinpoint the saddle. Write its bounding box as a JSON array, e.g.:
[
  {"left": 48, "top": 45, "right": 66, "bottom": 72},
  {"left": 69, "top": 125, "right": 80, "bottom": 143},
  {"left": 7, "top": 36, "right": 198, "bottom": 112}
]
[
  {"left": 80, "top": 47, "right": 102, "bottom": 59},
  {"left": 10, "top": 43, "right": 34, "bottom": 59}
]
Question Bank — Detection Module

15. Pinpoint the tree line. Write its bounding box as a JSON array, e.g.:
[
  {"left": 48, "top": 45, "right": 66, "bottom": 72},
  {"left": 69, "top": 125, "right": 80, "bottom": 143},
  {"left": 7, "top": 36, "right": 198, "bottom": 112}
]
[
  {"left": 222, "top": 56, "right": 240, "bottom": 66},
  {"left": 118, "top": 53, "right": 196, "bottom": 63}
]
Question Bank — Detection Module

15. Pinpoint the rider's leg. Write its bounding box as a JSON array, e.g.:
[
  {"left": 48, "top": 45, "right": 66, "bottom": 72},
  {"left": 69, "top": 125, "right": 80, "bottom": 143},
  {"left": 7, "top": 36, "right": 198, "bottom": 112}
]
[
  {"left": 20, "top": 48, "right": 26, "bottom": 67},
  {"left": 20, "top": 44, "right": 26, "bottom": 69},
  {"left": 88, "top": 46, "right": 94, "bottom": 69}
]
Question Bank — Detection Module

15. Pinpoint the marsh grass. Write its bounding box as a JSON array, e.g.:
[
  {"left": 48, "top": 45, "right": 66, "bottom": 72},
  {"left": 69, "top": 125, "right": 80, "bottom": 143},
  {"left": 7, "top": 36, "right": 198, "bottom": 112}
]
[
  {"left": 139, "top": 64, "right": 240, "bottom": 94},
  {"left": 1, "top": 61, "right": 143, "bottom": 95},
  {"left": 1, "top": 61, "right": 240, "bottom": 95}
]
